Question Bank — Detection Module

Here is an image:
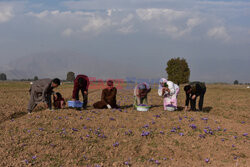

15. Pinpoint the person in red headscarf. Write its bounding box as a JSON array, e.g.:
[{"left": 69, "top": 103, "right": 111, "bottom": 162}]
[{"left": 93, "top": 80, "right": 118, "bottom": 109}]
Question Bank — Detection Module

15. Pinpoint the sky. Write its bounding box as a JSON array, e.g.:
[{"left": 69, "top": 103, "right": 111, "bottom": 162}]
[{"left": 0, "top": 0, "right": 250, "bottom": 82}]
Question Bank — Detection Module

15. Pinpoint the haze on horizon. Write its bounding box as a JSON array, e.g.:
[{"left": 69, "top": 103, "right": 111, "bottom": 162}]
[{"left": 0, "top": 0, "right": 250, "bottom": 83}]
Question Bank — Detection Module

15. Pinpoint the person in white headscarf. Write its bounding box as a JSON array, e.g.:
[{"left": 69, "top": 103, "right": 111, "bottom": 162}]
[{"left": 158, "top": 78, "right": 179, "bottom": 111}]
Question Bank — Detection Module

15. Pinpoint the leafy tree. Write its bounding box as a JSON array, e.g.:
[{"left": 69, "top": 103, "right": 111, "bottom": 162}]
[
  {"left": 166, "top": 57, "right": 190, "bottom": 84},
  {"left": 34, "top": 76, "right": 39, "bottom": 81},
  {"left": 0, "top": 73, "right": 7, "bottom": 81},
  {"left": 66, "top": 71, "right": 75, "bottom": 82},
  {"left": 234, "top": 80, "right": 239, "bottom": 85}
]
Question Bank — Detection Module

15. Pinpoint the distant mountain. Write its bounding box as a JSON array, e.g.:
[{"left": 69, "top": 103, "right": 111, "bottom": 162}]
[{"left": 0, "top": 51, "right": 138, "bottom": 80}]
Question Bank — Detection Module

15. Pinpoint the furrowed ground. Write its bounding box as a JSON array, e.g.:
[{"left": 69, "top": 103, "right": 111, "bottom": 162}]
[{"left": 0, "top": 82, "right": 249, "bottom": 167}]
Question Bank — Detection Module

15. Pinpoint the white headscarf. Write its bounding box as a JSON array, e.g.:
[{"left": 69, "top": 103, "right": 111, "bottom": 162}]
[{"left": 158, "top": 78, "right": 168, "bottom": 96}]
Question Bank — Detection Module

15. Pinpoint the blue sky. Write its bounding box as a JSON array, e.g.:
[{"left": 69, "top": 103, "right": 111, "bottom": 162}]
[{"left": 0, "top": 0, "right": 250, "bottom": 82}]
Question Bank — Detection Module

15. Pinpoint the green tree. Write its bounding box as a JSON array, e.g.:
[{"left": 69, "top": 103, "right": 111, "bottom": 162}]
[
  {"left": 66, "top": 71, "right": 75, "bottom": 82},
  {"left": 34, "top": 76, "right": 39, "bottom": 81},
  {"left": 166, "top": 57, "right": 190, "bottom": 84},
  {"left": 233, "top": 80, "right": 239, "bottom": 85},
  {"left": 0, "top": 73, "right": 7, "bottom": 81}
]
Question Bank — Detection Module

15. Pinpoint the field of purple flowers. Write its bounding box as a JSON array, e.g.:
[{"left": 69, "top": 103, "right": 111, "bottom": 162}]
[{"left": 0, "top": 82, "right": 249, "bottom": 166}]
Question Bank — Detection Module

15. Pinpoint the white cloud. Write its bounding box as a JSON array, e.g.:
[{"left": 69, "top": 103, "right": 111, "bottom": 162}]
[
  {"left": 62, "top": 28, "right": 73, "bottom": 37},
  {"left": 207, "top": 26, "right": 231, "bottom": 41},
  {"left": 117, "top": 25, "right": 136, "bottom": 34},
  {"left": 0, "top": 5, "right": 14, "bottom": 23},
  {"left": 82, "top": 16, "right": 112, "bottom": 33},
  {"left": 121, "top": 14, "right": 134, "bottom": 24},
  {"left": 136, "top": 8, "right": 185, "bottom": 21}
]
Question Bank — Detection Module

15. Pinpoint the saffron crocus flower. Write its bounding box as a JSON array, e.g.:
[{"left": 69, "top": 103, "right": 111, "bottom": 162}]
[
  {"left": 199, "top": 134, "right": 206, "bottom": 138},
  {"left": 124, "top": 161, "right": 129, "bottom": 165},
  {"left": 113, "top": 142, "right": 119, "bottom": 147},
  {"left": 72, "top": 128, "right": 78, "bottom": 132},
  {"left": 141, "top": 131, "right": 150, "bottom": 136},
  {"left": 24, "top": 160, "right": 29, "bottom": 164},
  {"left": 155, "top": 160, "right": 160, "bottom": 164},
  {"left": 201, "top": 117, "right": 208, "bottom": 121},
  {"left": 190, "top": 124, "right": 197, "bottom": 129}
]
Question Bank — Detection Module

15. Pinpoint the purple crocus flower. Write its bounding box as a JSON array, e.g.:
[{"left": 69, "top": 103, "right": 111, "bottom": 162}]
[
  {"left": 205, "top": 158, "right": 210, "bottom": 163},
  {"left": 241, "top": 121, "right": 245, "bottom": 124},
  {"left": 83, "top": 126, "right": 87, "bottom": 129},
  {"left": 223, "top": 128, "right": 227, "bottom": 132},
  {"left": 232, "top": 144, "right": 235, "bottom": 147},
  {"left": 141, "top": 131, "right": 150, "bottom": 136},
  {"left": 243, "top": 133, "right": 248, "bottom": 136},
  {"left": 32, "top": 156, "right": 37, "bottom": 160},
  {"left": 143, "top": 124, "right": 149, "bottom": 128},
  {"left": 124, "top": 161, "right": 129, "bottom": 165},
  {"left": 190, "top": 124, "right": 197, "bottom": 129},
  {"left": 199, "top": 134, "right": 206, "bottom": 138},
  {"left": 221, "top": 139, "right": 225, "bottom": 141},
  {"left": 109, "top": 117, "right": 115, "bottom": 121},
  {"left": 38, "top": 128, "right": 44, "bottom": 131},
  {"left": 153, "top": 115, "right": 161, "bottom": 118},
  {"left": 72, "top": 128, "right": 78, "bottom": 132},
  {"left": 86, "top": 134, "right": 90, "bottom": 137},
  {"left": 113, "top": 142, "right": 119, "bottom": 147},
  {"left": 234, "top": 136, "right": 237, "bottom": 139},
  {"left": 179, "top": 116, "right": 182, "bottom": 121},
  {"left": 217, "top": 127, "right": 221, "bottom": 131},
  {"left": 24, "top": 159, "right": 29, "bottom": 164},
  {"left": 204, "top": 129, "right": 208, "bottom": 134},
  {"left": 160, "top": 131, "right": 164, "bottom": 134},
  {"left": 179, "top": 133, "right": 184, "bottom": 136},
  {"left": 201, "top": 117, "right": 208, "bottom": 121},
  {"left": 155, "top": 160, "right": 160, "bottom": 164},
  {"left": 163, "top": 158, "right": 167, "bottom": 160}
]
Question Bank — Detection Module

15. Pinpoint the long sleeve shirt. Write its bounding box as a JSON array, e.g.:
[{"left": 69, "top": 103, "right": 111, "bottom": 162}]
[
  {"left": 158, "top": 81, "right": 177, "bottom": 97},
  {"left": 134, "top": 83, "right": 151, "bottom": 97},
  {"left": 185, "top": 82, "right": 206, "bottom": 106},
  {"left": 72, "top": 75, "right": 90, "bottom": 99}
]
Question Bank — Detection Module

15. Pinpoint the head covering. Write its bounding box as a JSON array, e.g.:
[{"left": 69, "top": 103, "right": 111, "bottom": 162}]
[
  {"left": 138, "top": 83, "right": 146, "bottom": 90},
  {"left": 107, "top": 80, "right": 114, "bottom": 86}
]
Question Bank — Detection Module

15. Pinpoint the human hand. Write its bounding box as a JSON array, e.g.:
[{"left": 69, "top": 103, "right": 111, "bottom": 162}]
[
  {"left": 192, "top": 95, "right": 196, "bottom": 100},
  {"left": 107, "top": 104, "right": 112, "bottom": 109}
]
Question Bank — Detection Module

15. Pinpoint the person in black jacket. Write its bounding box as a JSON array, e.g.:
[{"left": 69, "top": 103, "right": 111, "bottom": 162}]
[{"left": 184, "top": 81, "right": 206, "bottom": 111}]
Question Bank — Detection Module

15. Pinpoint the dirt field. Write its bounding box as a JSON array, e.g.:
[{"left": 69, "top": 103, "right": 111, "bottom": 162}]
[{"left": 0, "top": 82, "right": 249, "bottom": 167}]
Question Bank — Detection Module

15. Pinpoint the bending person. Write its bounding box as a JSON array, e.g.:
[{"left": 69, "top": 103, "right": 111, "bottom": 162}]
[
  {"left": 133, "top": 82, "right": 151, "bottom": 108},
  {"left": 72, "top": 74, "right": 90, "bottom": 109},
  {"left": 93, "top": 80, "right": 118, "bottom": 109},
  {"left": 158, "top": 78, "right": 179, "bottom": 111},
  {"left": 27, "top": 78, "right": 61, "bottom": 114},
  {"left": 184, "top": 81, "right": 206, "bottom": 111}
]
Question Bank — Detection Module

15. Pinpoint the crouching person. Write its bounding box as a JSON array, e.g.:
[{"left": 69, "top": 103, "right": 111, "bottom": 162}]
[
  {"left": 93, "top": 80, "right": 118, "bottom": 109},
  {"left": 158, "top": 78, "right": 179, "bottom": 111},
  {"left": 133, "top": 82, "right": 151, "bottom": 108},
  {"left": 27, "top": 78, "right": 61, "bottom": 114},
  {"left": 53, "top": 92, "right": 66, "bottom": 109}
]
